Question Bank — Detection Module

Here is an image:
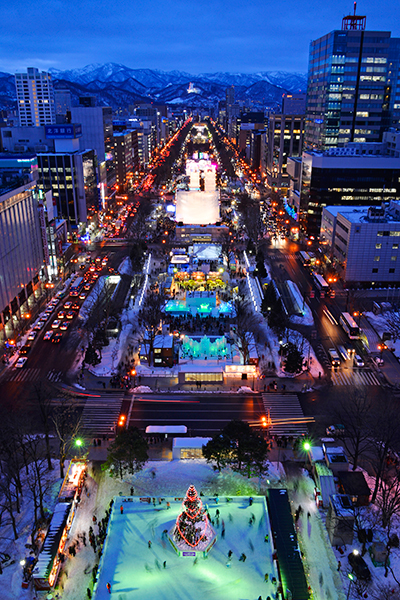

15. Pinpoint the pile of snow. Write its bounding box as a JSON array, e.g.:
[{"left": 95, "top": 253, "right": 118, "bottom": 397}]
[
  {"left": 287, "top": 280, "right": 314, "bottom": 326},
  {"left": 131, "top": 385, "right": 153, "bottom": 393},
  {"left": 118, "top": 256, "right": 133, "bottom": 276},
  {"left": 236, "top": 386, "right": 256, "bottom": 393}
]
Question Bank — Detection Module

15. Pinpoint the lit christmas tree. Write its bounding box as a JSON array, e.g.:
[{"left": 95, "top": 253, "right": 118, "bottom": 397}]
[{"left": 174, "top": 485, "right": 212, "bottom": 548}]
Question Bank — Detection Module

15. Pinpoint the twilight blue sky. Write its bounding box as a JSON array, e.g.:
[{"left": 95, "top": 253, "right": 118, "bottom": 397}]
[{"left": 2, "top": 0, "right": 400, "bottom": 75}]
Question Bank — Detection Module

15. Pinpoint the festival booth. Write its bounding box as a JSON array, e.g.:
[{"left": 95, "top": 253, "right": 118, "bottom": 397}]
[
  {"left": 32, "top": 503, "right": 71, "bottom": 591},
  {"left": 32, "top": 460, "right": 87, "bottom": 591},
  {"left": 58, "top": 459, "right": 87, "bottom": 502}
]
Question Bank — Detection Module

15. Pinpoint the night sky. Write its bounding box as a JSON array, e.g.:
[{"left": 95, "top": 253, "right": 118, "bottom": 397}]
[{"left": 2, "top": 0, "right": 400, "bottom": 75}]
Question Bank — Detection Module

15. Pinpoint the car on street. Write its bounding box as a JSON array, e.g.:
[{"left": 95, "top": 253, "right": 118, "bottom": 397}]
[
  {"left": 51, "top": 320, "right": 61, "bottom": 329},
  {"left": 33, "top": 321, "right": 46, "bottom": 331},
  {"left": 43, "top": 331, "right": 53, "bottom": 341},
  {"left": 348, "top": 552, "right": 371, "bottom": 580},
  {"left": 79, "top": 292, "right": 86, "bottom": 300},
  {"left": 57, "top": 311, "right": 66, "bottom": 319},
  {"left": 52, "top": 333, "right": 63, "bottom": 343},
  {"left": 66, "top": 311, "right": 75, "bottom": 320},
  {"left": 354, "top": 354, "right": 365, "bottom": 368},
  {"left": 84, "top": 284, "right": 91, "bottom": 291},
  {"left": 15, "top": 357, "right": 28, "bottom": 368},
  {"left": 60, "top": 321, "right": 70, "bottom": 331},
  {"left": 27, "top": 331, "right": 37, "bottom": 341},
  {"left": 375, "top": 357, "right": 384, "bottom": 366},
  {"left": 326, "top": 424, "right": 345, "bottom": 436},
  {"left": 19, "top": 344, "right": 32, "bottom": 356},
  {"left": 71, "top": 303, "right": 80, "bottom": 311},
  {"left": 64, "top": 301, "right": 72, "bottom": 310}
]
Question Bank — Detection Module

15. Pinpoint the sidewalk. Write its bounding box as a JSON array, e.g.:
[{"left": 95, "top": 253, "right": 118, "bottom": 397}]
[{"left": 79, "top": 366, "right": 316, "bottom": 395}]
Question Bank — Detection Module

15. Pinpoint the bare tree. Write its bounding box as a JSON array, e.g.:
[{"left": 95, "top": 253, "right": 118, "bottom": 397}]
[
  {"left": 238, "top": 193, "right": 262, "bottom": 251},
  {"left": 385, "top": 310, "right": 400, "bottom": 344},
  {"left": 232, "top": 294, "right": 257, "bottom": 365},
  {"left": 139, "top": 290, "right": 166, "bottom": 366},
  {"left": 375, "top": 473, "right": 400, "bottom": 578},
  {"left": 219, "top": 228, "right": 234, "bottom": 268},
  {"left": 52, "top": 396, "right": 82, "bottom": 479},
  {"left": 0, "top": 462, "right": 20, "bottom": 540},
  {"left": 23, "top": 434, "right": 53, "bottom": 525},
  {"left": 30, "top": 381, "right": 54, "bottom": 470},
  {"left": 368, "top": 395, "right": 400, "bottom": 503},
  {"left": 331, "top": 388, "right": 374, "bottom": 471}
]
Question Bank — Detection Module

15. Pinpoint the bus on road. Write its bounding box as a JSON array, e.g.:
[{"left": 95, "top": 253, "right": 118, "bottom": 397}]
[
  {"left": 339, "top": 312, "right": 360, "bottom": 340},
  {"left": 312, "top": 272, "right": 330, "bottom": 297},
  {"left": 299, "top": 251, "right": 312, "bottom": 267},
  {"left": 70, "top": 277, "right": 84, "bottom": 297}
]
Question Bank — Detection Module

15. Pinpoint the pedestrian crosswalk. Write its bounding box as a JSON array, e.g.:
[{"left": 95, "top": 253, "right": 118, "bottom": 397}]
[
  {"left": 81, "top": 392, "right": 125, "bottom": 437},
  {"left": 261, "top": 393, "right": 310, "bottom": 436},
  {"left": 331, "top": 369, "right": 381, "bottom": 386},
  {"left": 2, "top": 367, "right": 63, "bottom": 383}
]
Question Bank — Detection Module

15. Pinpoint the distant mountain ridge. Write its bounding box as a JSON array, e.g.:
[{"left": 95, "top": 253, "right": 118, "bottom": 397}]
[{"left": 0, "top": 63, "right": 307, "bottom": 112}]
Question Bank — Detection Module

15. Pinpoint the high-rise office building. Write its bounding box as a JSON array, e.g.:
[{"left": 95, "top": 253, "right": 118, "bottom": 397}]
[
  {"left": 304, "top": 9, "right": 400, "bottom": 151},
  {"left": 266, "top": 114, "right": 305, "bottom": 193},
  {"left": 0, "top": 155, "right": 45, "bottom": 341},
  {"left": 70, "top": 105, "right": 115, "bottom": 193},
  {"left": 15, "top": 68, "right": 56, "bottom": 127}
]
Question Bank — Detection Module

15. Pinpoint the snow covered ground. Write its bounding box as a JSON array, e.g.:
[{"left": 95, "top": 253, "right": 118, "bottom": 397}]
[
  {"left": 365, "top": 310, "right": 400, "bottom": 358},
  {"left": 2, "top": 459, "right": 399, "bottom": 600},
  {"left": 93, "top": 494, "right": 277, "bottom": 600}
]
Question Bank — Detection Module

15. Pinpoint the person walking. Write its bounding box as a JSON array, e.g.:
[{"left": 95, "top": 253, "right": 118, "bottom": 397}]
[
  {"left": 120, "top": 505, "right": 124, "bottom": 515},
  {"left": 87, "top": 588, "right": 92, "bottom": 599},
  {"left": 337, "top": 560, "right": 341, "bottom": 571},
  {"left": 264, "top": 573, "right": 269, "bottom": 582},
  {"left": 227, "top": 550, "right": 233, "bottom": 559},
  {"left": 148, "top": 540, "right": 152, "bottom": 549},
  {"left": 163, "top": 561, "right": 166, "bottom": 569},
  {"left": 106, "top": 582, "right": 111, "bottom": 594}
]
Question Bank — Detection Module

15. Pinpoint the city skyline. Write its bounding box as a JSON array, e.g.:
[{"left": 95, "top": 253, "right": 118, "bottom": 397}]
[{"left": 2, "top": 0, "right": 400, "bottom": 75}]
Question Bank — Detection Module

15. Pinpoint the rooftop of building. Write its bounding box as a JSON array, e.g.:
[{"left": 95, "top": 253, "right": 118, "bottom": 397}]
[
  {"left": 0, "top": 174, "right": 34, "bottom": 197},
  {"left": 324, "top": 202, "right": 400, "bottom": 224}
]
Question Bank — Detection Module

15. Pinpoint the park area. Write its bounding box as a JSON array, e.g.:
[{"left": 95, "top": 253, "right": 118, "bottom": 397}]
[{"left": 93, "top": 491, "right": 278, "bottom": 600}]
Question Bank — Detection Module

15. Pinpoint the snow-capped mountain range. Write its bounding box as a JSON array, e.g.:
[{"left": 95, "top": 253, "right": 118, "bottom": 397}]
[{"left": 0, "top": 62, "right": 307, "bottom": 112}]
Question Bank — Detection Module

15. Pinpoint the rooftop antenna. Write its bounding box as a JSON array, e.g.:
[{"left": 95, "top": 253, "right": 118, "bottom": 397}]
[{"left": 342, "top": 2, "right": 366, "bottom": 30}]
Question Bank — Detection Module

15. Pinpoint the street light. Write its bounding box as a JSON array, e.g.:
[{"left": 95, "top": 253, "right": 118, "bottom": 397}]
[
  {"left": 346, "top": 572, "right": 355, "bottom": 600},
  {"left": 74, "top": 438, "right": 84, "bottom": 458}
]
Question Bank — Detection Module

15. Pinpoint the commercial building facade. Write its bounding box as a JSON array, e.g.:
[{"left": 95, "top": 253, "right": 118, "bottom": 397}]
[
  {"left": 288, "top": 147, "right": 400, "bottom": 236},
  {"left": 321, "top": 201, "right": 400, "bottom": 284},
  {"left": 0, "top": 157, "right": 44, "bottom": 342},
  {"left": 37, "top": 149, "right": 98, "bottom": 228},
  {"left": 266, "top": 114, "right": 305, "bottom": 193}
]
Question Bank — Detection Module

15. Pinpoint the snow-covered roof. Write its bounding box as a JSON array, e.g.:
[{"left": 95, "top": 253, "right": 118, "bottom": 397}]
[
  {"left": 146, "top": 425, "right": 187, "bottom": 434},
  {"left": 154, "top": 334, "right": 174, "bottom": 348},
  {"left": 308, "top": 446, "right": 325, "bottom": 462},
  {"left": 33, "top": 502, "right": 71, "bottom": 579}
]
